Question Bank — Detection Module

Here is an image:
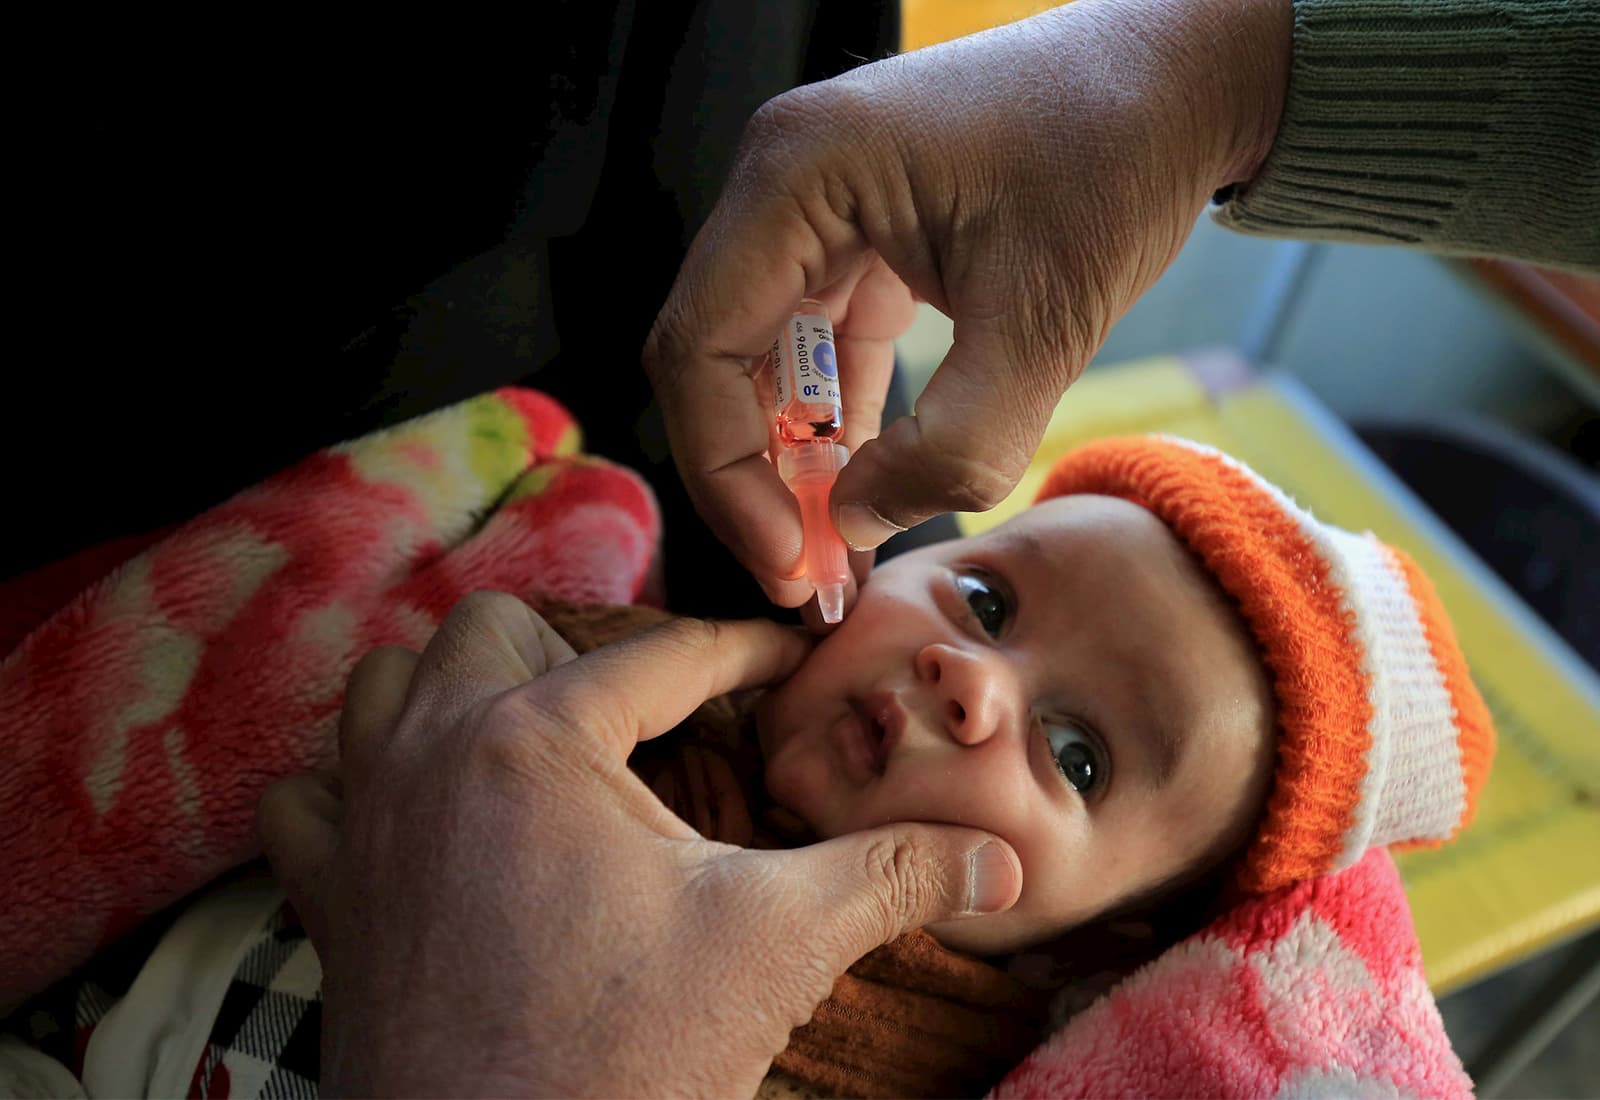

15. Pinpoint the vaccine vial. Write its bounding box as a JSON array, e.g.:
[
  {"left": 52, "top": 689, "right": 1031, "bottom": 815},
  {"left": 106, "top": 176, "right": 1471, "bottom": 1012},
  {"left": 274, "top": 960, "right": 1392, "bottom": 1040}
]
[{"left": 771, "top": 299, "right": 850, "bottom": 623}]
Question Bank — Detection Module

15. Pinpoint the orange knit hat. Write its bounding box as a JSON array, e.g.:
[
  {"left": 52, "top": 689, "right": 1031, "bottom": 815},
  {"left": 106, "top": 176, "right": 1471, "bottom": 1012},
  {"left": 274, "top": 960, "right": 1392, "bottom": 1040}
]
[{"left": 1036, "top": 435, "right": 1495, "bottom": 894}]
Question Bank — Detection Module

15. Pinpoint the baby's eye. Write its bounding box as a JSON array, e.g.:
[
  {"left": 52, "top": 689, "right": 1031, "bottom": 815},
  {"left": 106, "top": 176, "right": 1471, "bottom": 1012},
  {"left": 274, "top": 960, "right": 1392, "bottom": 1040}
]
[
  {"left": 954, "top": 572, "right": 1008, "bottom": 639},
  {"left": 1044, "top": 720, "right": 1104, "bottom": 795}
]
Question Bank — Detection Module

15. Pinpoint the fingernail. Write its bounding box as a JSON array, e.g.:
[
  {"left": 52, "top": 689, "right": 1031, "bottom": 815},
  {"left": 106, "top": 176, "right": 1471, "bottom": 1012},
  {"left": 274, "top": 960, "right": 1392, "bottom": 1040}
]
[
  {"left": 836, "top": 504, "right": 905, "bottom": 552},
  {"left": 967, "top": 842, "right": 1019, "bottom": 915}
]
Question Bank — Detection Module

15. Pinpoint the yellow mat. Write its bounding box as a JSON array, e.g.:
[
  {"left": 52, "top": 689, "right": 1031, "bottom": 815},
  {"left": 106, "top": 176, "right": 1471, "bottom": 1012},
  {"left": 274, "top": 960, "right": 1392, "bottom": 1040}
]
[
  {"left": 901, "top": 0, "right": 1067, "bottom": 52},
  {"left": 957, "top": 359, "right": 1600, "bottom": 995}
]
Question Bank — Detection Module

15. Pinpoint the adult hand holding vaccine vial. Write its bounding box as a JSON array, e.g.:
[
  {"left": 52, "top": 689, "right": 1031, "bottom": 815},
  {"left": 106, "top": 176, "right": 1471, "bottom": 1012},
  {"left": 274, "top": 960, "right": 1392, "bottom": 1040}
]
[
  {"left": 642, "top": 0, "right": 1293, "bottom": 614},
  {"left": 771, "top": 299, "right": 851, "bottom": 623}
]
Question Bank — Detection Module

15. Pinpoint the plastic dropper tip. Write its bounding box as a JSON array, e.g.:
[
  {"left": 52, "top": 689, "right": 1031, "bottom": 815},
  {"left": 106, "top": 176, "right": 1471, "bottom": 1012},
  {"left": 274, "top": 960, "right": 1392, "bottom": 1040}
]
[{"left": 817, "top": 583, "right": 845, "bottom": 624}]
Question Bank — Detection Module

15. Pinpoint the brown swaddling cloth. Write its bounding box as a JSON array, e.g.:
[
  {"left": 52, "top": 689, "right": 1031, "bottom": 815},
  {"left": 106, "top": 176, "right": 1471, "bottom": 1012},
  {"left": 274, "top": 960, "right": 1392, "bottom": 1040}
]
[
  {"left": 539, "top": 601, "right": 1052, "bottom": 1098},
  {"left": 775, "top": 932, "right": 1051, "bottom": 1098}
]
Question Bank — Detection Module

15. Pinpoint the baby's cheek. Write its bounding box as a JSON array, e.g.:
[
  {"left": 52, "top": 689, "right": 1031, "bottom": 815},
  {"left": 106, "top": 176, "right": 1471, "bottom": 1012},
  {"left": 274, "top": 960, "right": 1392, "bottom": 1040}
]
[{"left": 1008, "top": 833, "right": 1104, "bottom": 924}]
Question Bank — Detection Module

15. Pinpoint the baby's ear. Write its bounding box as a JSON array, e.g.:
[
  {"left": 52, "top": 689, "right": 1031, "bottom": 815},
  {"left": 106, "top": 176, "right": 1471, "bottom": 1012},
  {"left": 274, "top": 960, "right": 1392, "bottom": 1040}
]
[{"left": 528, "top": 599, "right": 677, "bottom": 656}]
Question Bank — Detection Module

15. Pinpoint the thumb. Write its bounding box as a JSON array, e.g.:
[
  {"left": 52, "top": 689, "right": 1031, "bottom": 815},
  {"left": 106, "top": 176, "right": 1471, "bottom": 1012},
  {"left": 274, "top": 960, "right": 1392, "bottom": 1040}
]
[
  {"left": 829, "top": 313, "right": 1084, "bottom": 550},
  {"left": 793, "top": 824, "right": 1021, "bottom": 962}
]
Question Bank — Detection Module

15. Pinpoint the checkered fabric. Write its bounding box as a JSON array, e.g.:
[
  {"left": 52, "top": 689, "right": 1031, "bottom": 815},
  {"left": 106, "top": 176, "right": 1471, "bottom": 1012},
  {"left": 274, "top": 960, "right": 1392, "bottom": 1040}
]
[
  {"left": 2, "top": 902, "right": 177, "bottom": 1078},
  {"left": 188, "top": 903, "right": 321, "bottom": 1099},
  {"left": 2, "top": 895, "right": 322, "bottom": 1098}
]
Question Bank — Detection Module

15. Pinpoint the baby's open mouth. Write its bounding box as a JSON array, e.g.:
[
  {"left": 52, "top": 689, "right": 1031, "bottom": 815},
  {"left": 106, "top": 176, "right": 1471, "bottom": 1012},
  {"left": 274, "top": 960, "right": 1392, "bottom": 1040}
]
[
  {"left": 847, "top": 698, "right": 889, "bottom": 777},
  {"left": 858, "top": 691, "right": 906, "bottom": 776}
]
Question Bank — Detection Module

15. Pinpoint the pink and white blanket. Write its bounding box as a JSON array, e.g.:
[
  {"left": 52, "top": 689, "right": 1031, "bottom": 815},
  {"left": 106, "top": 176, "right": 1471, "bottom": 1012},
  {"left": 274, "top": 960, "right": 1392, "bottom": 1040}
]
[
  {"left": 0, "top": 389, "right": 660, "bottom": 1011},
  {"left": 993, "top": 847, "right": 1471, "bottom": 1097}
]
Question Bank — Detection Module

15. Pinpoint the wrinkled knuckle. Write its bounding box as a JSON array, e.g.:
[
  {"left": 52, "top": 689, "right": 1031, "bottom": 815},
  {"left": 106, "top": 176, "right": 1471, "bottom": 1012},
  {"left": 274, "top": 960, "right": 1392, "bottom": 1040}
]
[
  {"left": 1057, "top": 295, "right": 1106, "bottom": 386},
  {"left": 739, "top": 100, "right": 800, "bottom": 183},
  {"left": 743, "top": 88, "right": 859, "bottom": 206},
  {"left": 476, "top": 691, "right": 537, "bottom": 749},
  {"left": 932, "top": 445, "right": 1024, "bottom": 514},
  {"left": 741, "top": 97, "right": 788, "bottom": 152},
  {"left": 652, "top": 614, "right": 723, "bottom": 662},
  {"left": 1014, "top": 262, "right": 1103, "bottom": 390},
  {"left": 469, "top": 693, "right": 549, "bottom": 776},
  {"left": 861, "top": 834, "right": 927, "bottom": 938},
  {"left": 744, "top": 87, "right": 828, "bottom": 154},
  {"left": 538, "top": 677, "right": 602, "bottom": 740}
]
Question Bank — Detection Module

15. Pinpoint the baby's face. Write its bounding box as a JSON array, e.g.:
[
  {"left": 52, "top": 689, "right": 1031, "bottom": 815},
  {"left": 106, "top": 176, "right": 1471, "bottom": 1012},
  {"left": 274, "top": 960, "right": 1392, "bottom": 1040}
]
[{"left": 758, "top": 495, "right": 1275, "bottom": 955}]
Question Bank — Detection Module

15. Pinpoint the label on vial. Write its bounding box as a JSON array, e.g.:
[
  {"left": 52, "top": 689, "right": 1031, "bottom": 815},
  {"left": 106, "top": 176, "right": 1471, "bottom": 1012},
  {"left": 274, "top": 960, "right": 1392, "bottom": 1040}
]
[{"left": 772, "top": 311, "right": 841, "bottom": 410}]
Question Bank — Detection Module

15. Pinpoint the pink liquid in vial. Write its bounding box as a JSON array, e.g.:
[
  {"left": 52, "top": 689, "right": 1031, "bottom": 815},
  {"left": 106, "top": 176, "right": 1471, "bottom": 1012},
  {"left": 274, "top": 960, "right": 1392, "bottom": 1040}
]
[
  {"left": 774, "top": 394, "right": 842, "bottom": 445},
  {"left": 772, "top": 299, "right": 850, "bottom": 622}
]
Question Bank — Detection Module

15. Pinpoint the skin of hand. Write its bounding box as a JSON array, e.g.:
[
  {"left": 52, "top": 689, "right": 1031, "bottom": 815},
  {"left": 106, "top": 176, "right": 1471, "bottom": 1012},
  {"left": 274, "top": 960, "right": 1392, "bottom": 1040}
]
[
  {"left": 256, "top": 593, "right": 1022, "bottom": 1098},
  {"left": 643, "top": 0, "right": 1290, "bottom": 615}
]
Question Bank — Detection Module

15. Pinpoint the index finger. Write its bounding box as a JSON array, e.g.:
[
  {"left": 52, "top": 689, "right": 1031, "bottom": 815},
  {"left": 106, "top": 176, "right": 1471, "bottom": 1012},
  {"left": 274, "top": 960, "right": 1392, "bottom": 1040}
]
[{"left": 526, "top": 617, "right": 813, "bottom": 764}]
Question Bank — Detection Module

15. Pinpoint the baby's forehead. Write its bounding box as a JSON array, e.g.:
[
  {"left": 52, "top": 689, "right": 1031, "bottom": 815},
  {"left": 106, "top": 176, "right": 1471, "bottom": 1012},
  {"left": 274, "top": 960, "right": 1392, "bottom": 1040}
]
[
  {"left": 972, "top": 494, "right": 1181, "bottom": 562},
  {"left": 974, "top": 494, "right": 1246, "bottom": 641}
]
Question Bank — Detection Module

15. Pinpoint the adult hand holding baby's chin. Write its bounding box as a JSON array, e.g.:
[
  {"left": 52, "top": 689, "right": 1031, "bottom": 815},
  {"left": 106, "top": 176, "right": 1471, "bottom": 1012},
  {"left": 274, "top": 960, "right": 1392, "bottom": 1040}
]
[
  {"left": 257, "top": 592, "right": 1021, "bottom": 1098},
  {"left": 644, "top": 0, "right": 1289, "bottom": 609}
]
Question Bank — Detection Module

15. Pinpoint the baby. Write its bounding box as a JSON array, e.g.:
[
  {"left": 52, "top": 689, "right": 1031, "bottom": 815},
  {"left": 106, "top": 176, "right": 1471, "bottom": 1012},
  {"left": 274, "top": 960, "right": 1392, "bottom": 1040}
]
[
  {"left": 758, "top": 467, "right": 1278, "bottom": 959},
  {"left": 601, "top": 432, "right": 1494, "bottom": 1096}
]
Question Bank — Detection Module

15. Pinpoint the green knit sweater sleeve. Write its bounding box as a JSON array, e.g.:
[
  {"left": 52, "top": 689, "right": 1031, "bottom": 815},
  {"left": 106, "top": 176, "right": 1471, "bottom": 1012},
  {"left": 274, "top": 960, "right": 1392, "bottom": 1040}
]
[{"left": 1211, "top": 0, "right": 1600, "bottom": 271}]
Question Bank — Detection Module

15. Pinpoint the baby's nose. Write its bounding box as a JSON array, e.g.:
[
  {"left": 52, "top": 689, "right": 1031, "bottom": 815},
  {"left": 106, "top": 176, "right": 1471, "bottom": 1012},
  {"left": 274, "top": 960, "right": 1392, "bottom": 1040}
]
[{"left": 913, "top": 643, "right": 1014, "bottom": 746}]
